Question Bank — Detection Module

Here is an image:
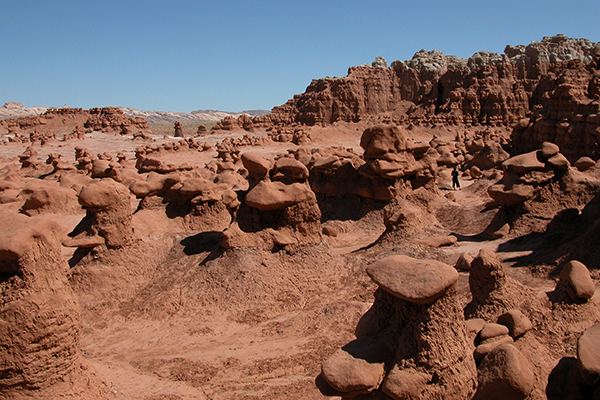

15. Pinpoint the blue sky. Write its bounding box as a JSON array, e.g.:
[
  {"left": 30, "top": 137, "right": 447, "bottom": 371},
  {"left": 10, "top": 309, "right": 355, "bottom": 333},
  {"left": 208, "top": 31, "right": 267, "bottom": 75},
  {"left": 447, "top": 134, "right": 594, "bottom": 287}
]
[{"left": 1, "top": 0, "right": 599, "bottom": 113}]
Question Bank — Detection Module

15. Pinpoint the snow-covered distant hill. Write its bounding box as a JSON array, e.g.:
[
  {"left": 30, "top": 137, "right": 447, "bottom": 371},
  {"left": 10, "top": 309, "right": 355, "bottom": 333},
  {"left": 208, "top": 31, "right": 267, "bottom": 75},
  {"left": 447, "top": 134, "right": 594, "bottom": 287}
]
[{"left": 0, "top": 102, "right": 270, "bottom": 123}]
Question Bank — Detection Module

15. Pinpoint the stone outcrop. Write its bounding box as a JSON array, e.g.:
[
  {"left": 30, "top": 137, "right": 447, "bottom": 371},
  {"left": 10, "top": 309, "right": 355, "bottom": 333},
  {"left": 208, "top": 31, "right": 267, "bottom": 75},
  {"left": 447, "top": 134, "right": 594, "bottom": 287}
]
[
  {"left": 465, "top": 249, "right": 536, "bottom": 320},
  {"left": 0, "top": 214, "right": 114, "bottom": 399},
  {"left": 222, "top": 152, "right": 322, "bottom": 249},
  {"left": 216, "top": 37, "right": 599, "bottom": 163},
  {"left": 65, "top": 180, "right": 134, "bottom": 249},
  {"left": 318, "top": 255, "right": 476, "bottom": 399}
]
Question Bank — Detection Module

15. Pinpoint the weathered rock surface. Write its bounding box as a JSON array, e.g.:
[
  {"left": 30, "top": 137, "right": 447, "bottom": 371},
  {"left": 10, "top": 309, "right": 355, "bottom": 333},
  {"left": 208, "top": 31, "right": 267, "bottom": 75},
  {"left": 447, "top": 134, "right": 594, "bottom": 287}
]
[
  {"left": 69, "top": 179, "right": 134, "bottom": 248},
  {"left": 474, "top": 343, "right": 535, "bottom": 400},
  {"left": 497, "top": 309, "right": 534, "bottom": 338},
  {"left": 577, "top": 322, "right": 600, "bottom": 386},
  {"left": 0, "top": 213, "right": 114, "bottom": 399},
  {"left": 366, "top": 255, "right": 459, "bottom": 304},
  {"left": 557, "top": 260, "right": 596, "bottom": 301},
  {"left": 245, "top": 181, "right": 316, "bottom": 211}
]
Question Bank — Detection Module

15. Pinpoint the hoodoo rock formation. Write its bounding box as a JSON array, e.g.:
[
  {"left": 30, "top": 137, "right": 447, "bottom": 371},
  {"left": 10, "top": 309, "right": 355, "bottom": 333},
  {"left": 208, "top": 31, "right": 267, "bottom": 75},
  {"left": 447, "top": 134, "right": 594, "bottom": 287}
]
[
  {"left": 0, "top": 214, "right": 114, "bottom": 399},
  {"left": 1, "top": 35, "right": 600, "bottom": 400},
  {"left": 0, "top": 106, "right": 150, "bottom": 142}
]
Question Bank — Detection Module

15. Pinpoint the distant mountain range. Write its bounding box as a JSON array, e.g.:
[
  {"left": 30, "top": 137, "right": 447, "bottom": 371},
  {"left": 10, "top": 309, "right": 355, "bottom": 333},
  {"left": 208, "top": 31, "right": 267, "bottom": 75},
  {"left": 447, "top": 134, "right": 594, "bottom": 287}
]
[{"left": 0, "top": 102, "right": 270, "bottom": 123}]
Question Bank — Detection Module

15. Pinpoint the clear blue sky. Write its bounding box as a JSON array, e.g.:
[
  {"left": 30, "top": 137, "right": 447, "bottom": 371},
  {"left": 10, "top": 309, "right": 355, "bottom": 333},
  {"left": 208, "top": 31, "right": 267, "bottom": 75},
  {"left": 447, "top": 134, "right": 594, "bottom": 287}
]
[{"left": 1, "top": 0, "right": 599, "bottom": 113}]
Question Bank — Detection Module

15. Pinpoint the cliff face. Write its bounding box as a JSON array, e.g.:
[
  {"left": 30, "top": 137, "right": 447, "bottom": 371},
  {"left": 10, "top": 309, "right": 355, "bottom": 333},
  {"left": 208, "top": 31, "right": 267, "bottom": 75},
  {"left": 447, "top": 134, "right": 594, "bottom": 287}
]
[
  {"left": 258, "top": 35, "right": 600, "bottom": 160},
  {"left": 268, "top": 36, "right": 599, "bottom": 128}
]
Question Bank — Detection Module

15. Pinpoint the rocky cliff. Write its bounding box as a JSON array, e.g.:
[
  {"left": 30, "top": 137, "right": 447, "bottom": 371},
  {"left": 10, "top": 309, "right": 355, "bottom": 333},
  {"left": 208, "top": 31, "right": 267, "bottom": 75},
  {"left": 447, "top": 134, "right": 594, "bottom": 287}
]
[
  {"left": 228, "top": 36, "right": 600, "bottom": 160},
  {"left": 266, "top": 36, "right": 599, "bottom": 128}
]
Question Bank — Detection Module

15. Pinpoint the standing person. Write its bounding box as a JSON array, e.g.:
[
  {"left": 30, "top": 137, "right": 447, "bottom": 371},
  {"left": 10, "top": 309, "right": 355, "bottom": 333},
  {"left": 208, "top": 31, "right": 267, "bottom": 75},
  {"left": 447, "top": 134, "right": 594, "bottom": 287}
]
[{"left": 452, "top": 166, "right": 461, "bottom": 190}]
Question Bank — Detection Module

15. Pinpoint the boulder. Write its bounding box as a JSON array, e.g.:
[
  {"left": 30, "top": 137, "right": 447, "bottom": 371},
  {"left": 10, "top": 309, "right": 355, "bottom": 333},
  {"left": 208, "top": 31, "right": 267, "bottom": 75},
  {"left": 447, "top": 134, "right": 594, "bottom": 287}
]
[
  {"left": 366, "top": 255, "right": 459, "bottom": 304},
  {"left": 454, "top": 253, "right": 474, "bottom": 271},
  {"left": 502, "top": 151, "right": 546, "bottom": 174},
  {"left": 360, "top": 123, "right": 407, "bottom": 158},
  {"left": 547, "top": 153, "right": 570, "bottom": 170},
  {"left": 20, "top": 185, "right": 80, "bottom": 216},
  {"left": 488, "top": 183, "right": 535, "bottom": 206},
  {"left": 474, "top": 343, "right": 535, "bottom": 400},
  {"left": 497, "top": 310, "right": 533, "bottom": 338},
  {"left": 245, "top": 181, "right": 316, "bottom": 211},
  {"left": 465, "top": 318, "right": 487, "bottom": 339},
  {"left": 474, "top": 335, "right": 514, "bottom": 360},
  {"left": 241, "top": 152, "right": 271, "bottom": 180},
  {"left": 541, "top": 142, "right": 560, "bottom": 158},
  {"left": 321, "top": 336, "right": 388, "bottom": 393},
  {"left": 574, "top": 156, "right": 596, "bottom": 171},
  {"left": 79, "top": 179, "right": 129, "bottom": 209},
  {"left": 577, "top": 322, "right": 600, "bottom": 386},
  {"left": 273, "top": 157, "right": 309, "bottom": 180},
  {"left": 558, "top": 260, "right": 596, "bottom": 300},
  {"left": 479, "top": 323, "right": 510, "bottom": 341},
  {"left": 382, "top": 367, "right": 430, "bottom": 400}
]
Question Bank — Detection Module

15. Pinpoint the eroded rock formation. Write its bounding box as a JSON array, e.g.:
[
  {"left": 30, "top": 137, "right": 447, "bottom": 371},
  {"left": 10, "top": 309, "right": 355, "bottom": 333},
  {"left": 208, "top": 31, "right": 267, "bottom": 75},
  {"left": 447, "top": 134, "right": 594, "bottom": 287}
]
[{"left": 0, "top": 214, "right": 114, "bottom": 399}]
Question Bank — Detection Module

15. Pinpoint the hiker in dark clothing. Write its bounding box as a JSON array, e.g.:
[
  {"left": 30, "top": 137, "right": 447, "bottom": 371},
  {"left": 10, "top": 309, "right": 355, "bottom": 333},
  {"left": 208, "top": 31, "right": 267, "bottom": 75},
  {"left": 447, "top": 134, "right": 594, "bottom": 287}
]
[{"left": 452, "top": 166, "right": 460, "bottom": 190}]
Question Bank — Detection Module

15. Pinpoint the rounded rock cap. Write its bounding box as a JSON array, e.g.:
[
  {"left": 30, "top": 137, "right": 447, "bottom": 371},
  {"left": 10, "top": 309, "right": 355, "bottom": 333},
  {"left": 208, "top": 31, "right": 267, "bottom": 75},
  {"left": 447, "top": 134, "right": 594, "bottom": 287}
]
[{"left": 366, "top": 255, "right": 458, "bottom": 304}]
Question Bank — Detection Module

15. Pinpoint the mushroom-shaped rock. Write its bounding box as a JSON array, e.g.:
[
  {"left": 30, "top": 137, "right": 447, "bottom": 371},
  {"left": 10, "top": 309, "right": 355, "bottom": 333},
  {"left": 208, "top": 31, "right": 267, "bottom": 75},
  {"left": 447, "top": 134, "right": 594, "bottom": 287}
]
[
  {"left": 502, "top": 151, "right": 546, "bottom": 174},
  {"left": 366, "top": 255, "right": 458, "bottom": 304},
  {"left": 473, "top": 343, "right": 535, "bottom": 400},
  {"left": 77, "top": 180, "right": 133, "bottom": 248},
  {"left": 577, "top": 322, "right": 600, "bottom": 386},
  {"left": 558, "top": 260, "right": 596, "bottom": 300},
  {"left": 360, "top": 123, "right": 407, "bottom": 158},
  {"left": 245, "top": 181, "right": 316, "bottom": 211},
  {"left": 321, "top": 336, "right": 388, "bottom": 394},
  {"left": 488, "top": 183, "right": 535, "bottom": 206},
  {"left": 241, "top": 152, "right": 271, "bottom": 180},
  {"left": 497, "top": 310, "right": 533, "bottom": 338},
  {"left": 0, "top": 213, "right": 113, "bottom": 398},
  {"left": 79, "top": 179, "right": 129, "bottom": 209}
]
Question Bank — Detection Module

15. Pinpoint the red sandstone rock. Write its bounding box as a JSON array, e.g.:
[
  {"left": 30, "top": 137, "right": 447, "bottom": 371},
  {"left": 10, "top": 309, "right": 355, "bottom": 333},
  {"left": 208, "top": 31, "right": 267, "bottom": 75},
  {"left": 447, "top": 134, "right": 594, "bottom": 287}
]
[{"left": 366, "top": 255, "right": 459, "bottom": 304}]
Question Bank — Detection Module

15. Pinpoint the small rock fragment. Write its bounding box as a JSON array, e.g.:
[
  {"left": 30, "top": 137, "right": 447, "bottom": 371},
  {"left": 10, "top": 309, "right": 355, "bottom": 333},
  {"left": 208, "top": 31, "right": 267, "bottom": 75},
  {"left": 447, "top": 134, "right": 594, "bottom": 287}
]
[{"left": 454, "top": 253, "right": 474, "bottom": 271}]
